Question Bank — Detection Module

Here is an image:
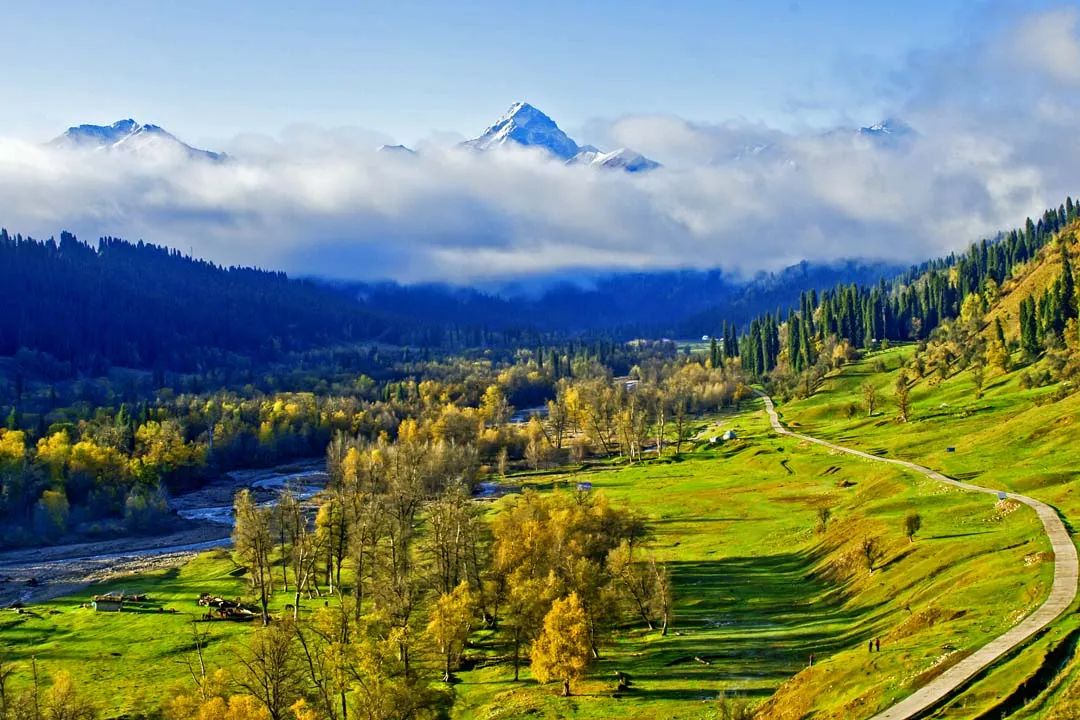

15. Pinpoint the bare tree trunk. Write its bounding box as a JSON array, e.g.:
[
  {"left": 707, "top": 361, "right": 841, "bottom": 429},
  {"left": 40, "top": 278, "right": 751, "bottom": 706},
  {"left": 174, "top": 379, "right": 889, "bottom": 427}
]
[
  {"left": 325, "top": 541, "right": 333, "bottom": 593},
  {"left": 258, "top": 561, "right": 270, "bottom": 626},
  {"left": 513, "top": 634, "right": 521, "bottom": 681},
  {"left": 279, "top": 525, "right": 289, "bottom": 592}
]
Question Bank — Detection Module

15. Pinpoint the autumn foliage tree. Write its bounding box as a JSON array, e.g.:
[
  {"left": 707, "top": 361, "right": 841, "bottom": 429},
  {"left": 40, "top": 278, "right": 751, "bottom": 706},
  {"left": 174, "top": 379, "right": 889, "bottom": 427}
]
[
  {"left": 233, "top": 489, "right": 274, "bottom": 625},
  {"left": 894, "top": 371, "right": 911, "bottom": 423},
  {"left": 531, "top": 593, "right": 593, "bottom": 697},
  {"left": 425, "top": 581, "right": 476, "bottom": 682}
]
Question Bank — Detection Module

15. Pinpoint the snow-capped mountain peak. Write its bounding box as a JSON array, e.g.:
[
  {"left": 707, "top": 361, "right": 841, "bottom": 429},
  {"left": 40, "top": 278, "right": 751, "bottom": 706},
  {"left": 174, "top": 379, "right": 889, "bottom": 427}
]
[
  {"left": 858, "top": 119, "right": 914, "bottom": 144},
  {"left": 51, "top": 119, "right": 140, "bottom": 149},
  {"left": 463, "top": 102, "right": 659, "bottom": 172},
  {"left": 463, "top": 101, "right": 581, "bottom": 160},
  {"left": 49, "top": 119, "right": 224, "bottom": 161},
  {"left": 572, "top": 147, "right": 660, "bottom": 173}
]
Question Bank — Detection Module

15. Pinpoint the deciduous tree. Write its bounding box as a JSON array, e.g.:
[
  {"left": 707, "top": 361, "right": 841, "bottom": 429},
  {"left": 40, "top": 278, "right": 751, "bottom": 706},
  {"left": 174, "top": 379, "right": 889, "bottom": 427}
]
[
  {"left": 531, "top": 593, "right": 593, "bottom": 697},
  {"left": 233, "top": 621, "right": 301, "bottom": 720},
  {"left": 861, "top": 382, "right": 878, "bottom": 417},
  {"left": 904, "top": 513, "right": 922, "bottom": 542},
  {"left": 426, "top": 581, "right": 476, "bottom": 682},
  {"left": 894, "top": 371, "right": 911, "bottom": 423},
  {"left": 861, "top": 536, "right": 883, "bottom": 574},
  {"left": 233, "top": 489, "right": 274, "bottom": 625}
]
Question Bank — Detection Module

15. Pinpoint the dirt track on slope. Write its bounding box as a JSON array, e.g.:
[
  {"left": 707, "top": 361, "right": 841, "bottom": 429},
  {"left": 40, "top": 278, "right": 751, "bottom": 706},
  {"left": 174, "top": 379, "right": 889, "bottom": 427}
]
[{"left": 756, "top": 391, "right": 1078, "bottom": 720}]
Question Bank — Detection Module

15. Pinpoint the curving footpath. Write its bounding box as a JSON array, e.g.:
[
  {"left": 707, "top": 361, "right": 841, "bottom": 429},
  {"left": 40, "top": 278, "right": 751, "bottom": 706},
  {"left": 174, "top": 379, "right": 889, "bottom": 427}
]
[{"left": 755, "top": 391, "right": 1078, "bottom": 720}]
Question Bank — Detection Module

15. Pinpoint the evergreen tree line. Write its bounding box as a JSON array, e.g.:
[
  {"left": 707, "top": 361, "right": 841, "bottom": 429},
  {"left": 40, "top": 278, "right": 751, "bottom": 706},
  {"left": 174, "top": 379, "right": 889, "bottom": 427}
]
[
  {"left": 1019, "top": 249, "right": 1078, "bottom": 360},
  {"left": 0, "top": 230, "right": 572, "bottom": 377},
  {"left": 737, "top": 197, "right": 1080, "bottom": 377},
  {"left": 0, "top": 230, "right": 399, "bottom": 373}
]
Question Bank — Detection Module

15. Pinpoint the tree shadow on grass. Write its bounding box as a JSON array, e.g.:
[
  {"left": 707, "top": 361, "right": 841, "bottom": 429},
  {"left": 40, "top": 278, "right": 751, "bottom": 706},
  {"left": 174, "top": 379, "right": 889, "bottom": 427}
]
[
  {"left": 612, "top": 686, "right": 776, "bottom": 701},
  {"left": 649, "top": 517, "right": 754, "bottom": 525},
  {"left": 928, "top": 531, "right": 994, "bottom": 540},
  {"left": 611, "top": 550, "right": 887, "bottom": 686},
  {"left": 879, "top": 546, "right": 916, "bottom": 572}
]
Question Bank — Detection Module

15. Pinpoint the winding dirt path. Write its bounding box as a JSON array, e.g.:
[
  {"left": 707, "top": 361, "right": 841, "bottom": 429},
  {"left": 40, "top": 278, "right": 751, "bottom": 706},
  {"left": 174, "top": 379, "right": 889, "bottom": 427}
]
[{"left": 756, "top": 392, "right": 1078, "bottom": 719}]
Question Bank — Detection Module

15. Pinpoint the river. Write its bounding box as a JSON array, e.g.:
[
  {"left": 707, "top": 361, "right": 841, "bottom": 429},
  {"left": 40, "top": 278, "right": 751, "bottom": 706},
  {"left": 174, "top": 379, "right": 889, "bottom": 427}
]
[{"left": 0, "top": 460, "right": 328, "bottom": 606}]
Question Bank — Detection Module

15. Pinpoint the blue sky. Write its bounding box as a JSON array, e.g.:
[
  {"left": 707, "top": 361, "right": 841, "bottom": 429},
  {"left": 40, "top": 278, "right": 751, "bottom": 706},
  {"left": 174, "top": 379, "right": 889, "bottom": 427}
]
[{"left": 0, "top": 0, "right": 1002, "bottom": 145}]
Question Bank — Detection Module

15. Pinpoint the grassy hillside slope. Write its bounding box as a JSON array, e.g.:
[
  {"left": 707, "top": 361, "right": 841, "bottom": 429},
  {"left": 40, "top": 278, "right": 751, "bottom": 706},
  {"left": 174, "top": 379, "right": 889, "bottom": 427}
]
[{"left": 775, "top": 343, "right": 1079, "bottom": 718}]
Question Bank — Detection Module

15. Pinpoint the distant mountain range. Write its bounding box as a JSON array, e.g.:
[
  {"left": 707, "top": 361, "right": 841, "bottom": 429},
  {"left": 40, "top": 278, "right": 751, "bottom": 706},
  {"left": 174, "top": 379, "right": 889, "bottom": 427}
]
[
  {"left": 858, "top": 119, "right": 913, "bottom": 141},
  {"left": 45, "top": 103, "right": 661, "bottom": 172},
  {"left": 46, "top": 105, "right": 909, "bottom": 173},
  {"left": 49, "top": 119, "right": 224, "bottom": 161},
  {"left": 332, "top": 258, "right": 903, "bottom": 338}
]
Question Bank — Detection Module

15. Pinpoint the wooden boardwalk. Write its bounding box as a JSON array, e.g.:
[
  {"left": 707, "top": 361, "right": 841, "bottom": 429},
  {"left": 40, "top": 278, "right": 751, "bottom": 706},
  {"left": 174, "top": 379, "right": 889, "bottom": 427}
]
[{"left": 756, "top": 391, "right": 1078, "bottom": 719}]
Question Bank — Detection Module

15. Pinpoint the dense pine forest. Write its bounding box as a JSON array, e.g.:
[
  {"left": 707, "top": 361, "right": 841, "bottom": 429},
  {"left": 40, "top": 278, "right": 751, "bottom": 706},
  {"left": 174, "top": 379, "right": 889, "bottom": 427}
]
[
  {"left": 0, "top": 231, "right": 398, "bottom": 373},
  {"left": 738, "top": 197, "right": 1080, "bottom": 381}
]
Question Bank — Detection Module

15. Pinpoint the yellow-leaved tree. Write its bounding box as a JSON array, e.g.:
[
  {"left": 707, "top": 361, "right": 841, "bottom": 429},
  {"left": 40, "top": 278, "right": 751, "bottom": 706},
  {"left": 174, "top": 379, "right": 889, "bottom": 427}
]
[
  {"left": 530, "top": 593, "right": 592, "bottom": 697},
  {"left": 171, "top": 694, "right": 271, "bottom": 720},
  {"left": 426, "top": 581, "right": 476, "bottom": 682},
  {"left": 0, "top": 429, "right": 26, "bottom": 475}
]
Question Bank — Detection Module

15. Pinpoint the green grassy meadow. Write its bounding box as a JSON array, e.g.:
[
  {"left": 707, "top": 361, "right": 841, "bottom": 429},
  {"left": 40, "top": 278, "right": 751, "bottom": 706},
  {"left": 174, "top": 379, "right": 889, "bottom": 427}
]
[
  {"left": 1, "top": 551, "right": 256, "bottom": 716},
  {"left": 0, "top": 363, "right": 1068, "bottom": 719},
  {"left": 451, "top": 403, "right": 1049, "bottom": 720}
]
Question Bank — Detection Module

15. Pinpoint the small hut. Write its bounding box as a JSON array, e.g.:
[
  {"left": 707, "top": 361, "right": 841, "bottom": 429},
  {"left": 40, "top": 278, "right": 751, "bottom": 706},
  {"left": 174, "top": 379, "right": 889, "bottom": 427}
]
[
  {"left": 91, "top": 594, "right": 124, "bottom": 612},
  {"left": 721, "top": 429, "right": 737, "bottom": 441}
]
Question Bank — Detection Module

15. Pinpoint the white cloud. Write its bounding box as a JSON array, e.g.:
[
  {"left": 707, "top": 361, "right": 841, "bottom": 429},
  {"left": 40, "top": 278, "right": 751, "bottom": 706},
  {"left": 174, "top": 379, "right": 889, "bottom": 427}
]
[
  {"left": 1, "top": 6, "right": 1079, "bottom": 284},
  {"left": 1010, "top": 7, "right": 1080, "bottom": 85}
]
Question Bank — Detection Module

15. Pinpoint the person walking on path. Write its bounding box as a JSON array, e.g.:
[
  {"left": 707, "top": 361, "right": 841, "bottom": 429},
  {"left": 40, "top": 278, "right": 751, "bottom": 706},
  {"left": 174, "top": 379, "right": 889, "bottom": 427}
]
[
  {"left": 868, "top": 640, "right": 874, "bottom": 653},
  {"left": 876, "top": 638, "right": 881, "bottom": 652}
]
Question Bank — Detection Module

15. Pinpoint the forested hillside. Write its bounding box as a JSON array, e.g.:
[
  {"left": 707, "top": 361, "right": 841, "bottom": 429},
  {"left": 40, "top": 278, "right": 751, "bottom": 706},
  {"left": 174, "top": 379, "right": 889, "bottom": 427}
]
[
  {"left": 738, "top": 197, "right": 1080, "bottom": 385},
  {"left": 0, "top": 230, "right": 396, "bottom": 373},
  {"left": 3, "top": 203, "right": 1080, "bottom": 719},
  {"left": 0, "top": 228, "right": 900, "bottom": 383},
  {"left": 344, "top": 260, "right": 901, "bottom": 338}
]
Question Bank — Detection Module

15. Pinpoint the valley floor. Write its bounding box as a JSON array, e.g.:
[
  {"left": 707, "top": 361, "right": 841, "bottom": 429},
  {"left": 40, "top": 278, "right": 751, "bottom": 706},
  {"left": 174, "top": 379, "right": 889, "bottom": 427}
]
[{"left": 2, "top": 387, "right": 1057, "bottom": 719}]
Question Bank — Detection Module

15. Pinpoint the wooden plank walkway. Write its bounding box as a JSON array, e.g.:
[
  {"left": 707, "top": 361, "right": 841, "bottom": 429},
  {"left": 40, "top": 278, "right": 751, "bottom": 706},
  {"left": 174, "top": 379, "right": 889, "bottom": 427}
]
[{"left": 756, "top": 391, "right": 1078, "bottom": 719}]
